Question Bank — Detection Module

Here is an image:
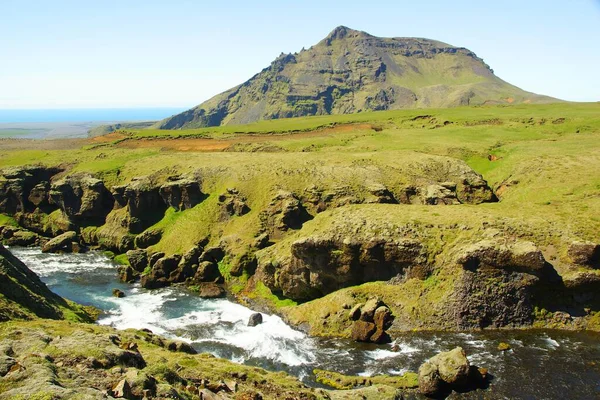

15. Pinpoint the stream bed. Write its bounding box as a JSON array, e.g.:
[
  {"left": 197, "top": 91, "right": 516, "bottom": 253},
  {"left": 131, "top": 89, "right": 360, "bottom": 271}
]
[{"left": 9, "top": 247, "right": 600, "bottom": 399}]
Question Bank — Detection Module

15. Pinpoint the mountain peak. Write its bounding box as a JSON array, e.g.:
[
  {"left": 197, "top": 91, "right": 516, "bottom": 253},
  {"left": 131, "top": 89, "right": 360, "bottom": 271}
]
[
  {"left": 322, "top": 26, "right": 370, "bottom": 44},
  {"left": 155, "top": 28, "right": 555, "bottom": 129}
]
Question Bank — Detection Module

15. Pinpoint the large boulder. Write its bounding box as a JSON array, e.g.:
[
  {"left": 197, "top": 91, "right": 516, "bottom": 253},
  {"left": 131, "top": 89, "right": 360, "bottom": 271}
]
[
  {"left": 418, "top": 347, "right": 471, "bottom": 396},
  {"left": 41, "top": 231, "right": 78, "bottom": 253},
  {"left": 247, "top": 313, "right": 263, "bottom": 327},
  {"left": 350, "top": 320, "right": 377, "bottom": 342},
  {"left": 140, "top": 255, "right": 181, "bottom": 289},
  {"left": 349, "top": 299, "right": 394, "bottom": 344}
]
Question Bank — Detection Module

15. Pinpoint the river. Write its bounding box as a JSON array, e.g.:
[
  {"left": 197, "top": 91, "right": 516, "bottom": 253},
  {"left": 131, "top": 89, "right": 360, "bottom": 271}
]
[{"left": 9, "top": 247, "right": 600, "bottom": 399}]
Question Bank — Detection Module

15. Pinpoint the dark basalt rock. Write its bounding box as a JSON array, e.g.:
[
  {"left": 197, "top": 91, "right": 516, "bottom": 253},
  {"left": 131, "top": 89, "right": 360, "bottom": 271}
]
[
  {"left": 135, "top": 229, "right": 162, "bottom": 249},
  {"left": 49, "top": 174, "right": 114, "bottom": 226},
  {"left": 568, "top": 241, "right": 600, "bottom": 267},
  {"left": 194, "top": 261, "right": 221, "bottom": 282},
  {"left": 112, "top": 180, "right": 167, "bottom": 234},
  {"left": 196, "top": 283, "right": 226, "bottom": 298},
  {"left": 159, "top": 178, "right": 205, "bottom": 211},
  {"left": 199, "top": 246, "right": 225, "bottom": 263},
  {"left": 218, "top": 188, "right": 250, "bottom": 217},
  {"left": 257, "top": 236, "right": 425, "bottom": 301},
  {"left": 0, "top": 226, "right": 40, "bottom": 247},
  {"left": 0, "top": 244, "right": 75, "bottom": 320},
  {"left": 0, "top": 166, "right": 63, "bottom": 215},
  {"left": 140, "top": 255, "right": 181, "bottom": 289},
  {"left": 126, "top": 250, "right": 148, "bottom": 273},
  {"left": 260, "top": 191, "right": 313, "bottom": 240},
  {"left": 247, "top": 313, "right": 263, "bottom": 327}
]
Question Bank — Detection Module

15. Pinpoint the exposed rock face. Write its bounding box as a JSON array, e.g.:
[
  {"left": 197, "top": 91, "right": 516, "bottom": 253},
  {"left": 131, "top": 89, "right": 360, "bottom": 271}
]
[
  {"left": 112, "top": 179, "right": 168, "bottom": 234},
  {"left": 49, "top": 174, "right": 113, "bottom": 226},
  {"left": 454, "top": 239, "right": 546, "bottom": 329},
  {"left": 126, "top": 249, "right": 148, "bottom": 273},
  {"left": 218, "top": 188, "right": 250, "bottom": 217},
  {"left": 0, "top": 166, "right": 63, "bottom": 215},
  {"left": 113, "top": 177, "right": 206, "bottom": 234},
  {"left": 260, "top": 191, "right": 313, "bottom": 239},
  {"left": 423, "top": 183, "right": 460, "bottom": 205},
  {"left": 568, "top": 241, "right": 600, "bottom": 267},
  {"left": 257, "top": 237, "right": 425, "bottom": 301},
  {"left": 196, "top": 283, "right": 226, "bottom": 298},
  {"left": 456, "top": 239, "right": 546, "bottom": 274},
  {"left": 159, "top": 179, "right": 204, "bottom": 211},
  {"left": 155, "top": 26, "right": 553, "bottom": 129}
]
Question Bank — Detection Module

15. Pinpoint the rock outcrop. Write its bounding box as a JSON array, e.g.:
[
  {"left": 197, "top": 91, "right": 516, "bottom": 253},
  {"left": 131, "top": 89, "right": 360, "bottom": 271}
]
[
  {"left": 0, "top": 166, "right": 63, "bottom": 215},
  {"left": 453, "top": 239, "right": 547, "bottom": 329},
  {"left": 568, "top": 241, "right": 600, "bottom": 267},
  {"left": 418, "top": 347, "right": 488, "bottom": 397},
  {"left": 218, "top": 188, "right": 250, "bottom": 218},
  {"left": 257, "top": 236, "right": 426, "bottom": 301},
  {"left": 49, "top": 174, "right": 114, "bottom": 226},
  {"left": 0, "top": 244, "right": 94, "bottom": 322},
  {"left": 260, "top": 191, "right": 312, "bottom": 239}
]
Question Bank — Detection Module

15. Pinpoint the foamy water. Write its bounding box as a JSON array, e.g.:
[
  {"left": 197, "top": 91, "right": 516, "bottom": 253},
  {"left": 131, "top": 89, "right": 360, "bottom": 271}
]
[{"left": 8, "top": 247, "right": 600, "bottom": 397}]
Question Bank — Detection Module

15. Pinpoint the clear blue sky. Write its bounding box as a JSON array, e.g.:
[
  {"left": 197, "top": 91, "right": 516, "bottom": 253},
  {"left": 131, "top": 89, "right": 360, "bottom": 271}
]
[{"left": 1, "top": 0, "right": 599, "bottom": 108}]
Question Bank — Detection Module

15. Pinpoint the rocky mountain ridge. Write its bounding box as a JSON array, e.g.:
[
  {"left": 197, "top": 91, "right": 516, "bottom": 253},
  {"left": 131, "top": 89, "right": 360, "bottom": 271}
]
[{"left": 156, "top": 26, "right": 557, "bottom": 129}]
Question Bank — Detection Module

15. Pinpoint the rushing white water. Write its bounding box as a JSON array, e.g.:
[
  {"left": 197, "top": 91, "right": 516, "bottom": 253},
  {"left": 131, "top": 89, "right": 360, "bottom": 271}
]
[{"left": 8, "top": 247, "right": 600, "bottom": 397}]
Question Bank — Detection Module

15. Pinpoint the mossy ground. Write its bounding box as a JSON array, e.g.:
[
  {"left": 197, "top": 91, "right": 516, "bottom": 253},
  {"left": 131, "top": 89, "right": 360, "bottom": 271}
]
[
  {"left": 0, "top": 319, "right": 411, "bottom": 399},
  {"left": 1, "top": 103, "right": 599, "bottom": 334}
]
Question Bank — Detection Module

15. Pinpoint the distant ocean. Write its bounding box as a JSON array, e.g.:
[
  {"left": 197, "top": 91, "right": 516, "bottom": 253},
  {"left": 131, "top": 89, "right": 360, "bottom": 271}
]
[{"left": 0, "top": 108, "right": 187, "bottom": 123}]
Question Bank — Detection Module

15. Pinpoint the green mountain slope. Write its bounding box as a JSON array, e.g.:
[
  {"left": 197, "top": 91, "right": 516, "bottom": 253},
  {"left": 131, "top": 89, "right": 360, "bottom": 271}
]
[{"left": 156, "top": 26, "right": 558, "bottom": 129}]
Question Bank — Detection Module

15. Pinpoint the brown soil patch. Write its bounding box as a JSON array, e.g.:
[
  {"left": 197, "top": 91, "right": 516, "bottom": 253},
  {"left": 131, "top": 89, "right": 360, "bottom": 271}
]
[
  {"left": 90, "top": 131, "right": 130, "bottom": 144},
  {"left": 115, "top": 123, "right": 377, "bottom": 152},
  {"left": 0, "top": 123, "right": 377, "bottom": 153}
]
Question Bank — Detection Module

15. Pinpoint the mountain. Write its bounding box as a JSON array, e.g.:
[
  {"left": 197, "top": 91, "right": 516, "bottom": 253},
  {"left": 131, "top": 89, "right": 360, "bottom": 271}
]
[{"left": 159, "top": 26, "right": 557, "bottom": 129}]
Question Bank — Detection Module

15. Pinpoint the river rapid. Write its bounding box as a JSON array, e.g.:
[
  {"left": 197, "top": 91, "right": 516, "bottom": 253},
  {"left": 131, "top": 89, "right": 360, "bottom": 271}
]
[{"left": 9, "top": 247, "right": 600, "bottom": 399}]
